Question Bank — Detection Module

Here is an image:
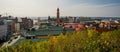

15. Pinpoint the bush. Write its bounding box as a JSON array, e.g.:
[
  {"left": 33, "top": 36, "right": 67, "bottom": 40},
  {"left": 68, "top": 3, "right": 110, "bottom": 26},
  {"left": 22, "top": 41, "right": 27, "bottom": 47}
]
[{"left": 0, "top": 30, "right": 120, "bottom": 52}]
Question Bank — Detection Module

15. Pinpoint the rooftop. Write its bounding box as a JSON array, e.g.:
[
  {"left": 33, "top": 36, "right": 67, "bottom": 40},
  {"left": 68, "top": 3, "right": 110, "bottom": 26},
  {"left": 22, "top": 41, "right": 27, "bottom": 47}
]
[{"left": 26, "top": 26, "right": 74, "bottom": 36}]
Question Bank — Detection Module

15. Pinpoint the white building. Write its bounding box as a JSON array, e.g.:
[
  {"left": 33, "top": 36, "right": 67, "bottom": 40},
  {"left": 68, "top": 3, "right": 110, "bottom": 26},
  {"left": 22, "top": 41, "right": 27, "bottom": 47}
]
[
  {"left": 69, "top": 17, "right": 74, "bottom": 23},
  {"left": 15, "top": 23, "right": 20, "bottom": 32},
  {"left": 0, "top": 20, "right": 7, "bottom": 40}
]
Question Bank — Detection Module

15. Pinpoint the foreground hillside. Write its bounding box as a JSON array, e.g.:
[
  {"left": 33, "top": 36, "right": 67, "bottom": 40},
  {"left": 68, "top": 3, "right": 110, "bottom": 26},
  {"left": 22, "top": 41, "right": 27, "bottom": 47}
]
[{"left": 0, "top": 29, "right": 120, "bottom": 52}]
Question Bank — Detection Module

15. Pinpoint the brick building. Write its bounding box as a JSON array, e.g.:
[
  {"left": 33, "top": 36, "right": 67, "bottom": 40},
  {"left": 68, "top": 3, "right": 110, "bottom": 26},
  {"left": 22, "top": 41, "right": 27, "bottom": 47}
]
[{"left": 21, "top": 17, "right": 33, "bottom": 30}]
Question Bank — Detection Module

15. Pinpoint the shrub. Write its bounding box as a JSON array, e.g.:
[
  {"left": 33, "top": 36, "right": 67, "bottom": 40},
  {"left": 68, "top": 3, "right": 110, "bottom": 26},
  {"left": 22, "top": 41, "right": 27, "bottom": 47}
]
[{"left": 0, "top": 30, "right": 120, "bottom": 52}]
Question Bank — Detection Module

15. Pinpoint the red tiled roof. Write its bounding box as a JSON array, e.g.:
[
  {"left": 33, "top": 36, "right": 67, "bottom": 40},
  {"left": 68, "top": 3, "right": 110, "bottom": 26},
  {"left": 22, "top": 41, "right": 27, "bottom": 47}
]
[
  {"left": 64, "top": 24, "right": 85, "bottom": 31},
  {"left": 64, "top": 25, "right": 71, "bottom": 28},
  {"left": 94, "top": 28, "right": 114, "bottom": 32}
]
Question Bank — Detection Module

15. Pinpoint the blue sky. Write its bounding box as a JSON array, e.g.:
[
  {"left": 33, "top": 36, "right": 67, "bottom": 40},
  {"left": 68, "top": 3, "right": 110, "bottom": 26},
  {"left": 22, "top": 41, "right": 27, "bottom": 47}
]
[
  {"left": 58, "top": 0, "right": 120, "bottom": 7},
  {"left": 72, "top": 0, "right": 120, "bottom": 4},
  {"left": 0, "top": 0, "right": 120, "bottom": 17}
]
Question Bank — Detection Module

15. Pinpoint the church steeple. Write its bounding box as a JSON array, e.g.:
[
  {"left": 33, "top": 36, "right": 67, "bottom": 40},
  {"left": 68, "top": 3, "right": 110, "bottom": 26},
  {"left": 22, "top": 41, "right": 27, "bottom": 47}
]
[{"left": 57, "top": 8, "right": 60, "bottom": 25}]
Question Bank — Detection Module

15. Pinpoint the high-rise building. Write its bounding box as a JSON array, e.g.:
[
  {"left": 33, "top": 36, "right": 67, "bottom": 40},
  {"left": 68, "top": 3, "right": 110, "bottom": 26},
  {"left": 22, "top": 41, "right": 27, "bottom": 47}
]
[
  {"left": 56, "top": 8, "right": 60, "bottom": 25},
  {"left": 0, "top": 19, "right": 7, "bottom": 41}
]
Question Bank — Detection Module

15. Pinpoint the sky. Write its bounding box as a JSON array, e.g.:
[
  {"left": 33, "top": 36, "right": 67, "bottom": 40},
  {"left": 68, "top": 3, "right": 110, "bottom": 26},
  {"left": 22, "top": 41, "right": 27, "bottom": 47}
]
[{"left": 0, "top": 0, "right": 120, "bottom": 17}]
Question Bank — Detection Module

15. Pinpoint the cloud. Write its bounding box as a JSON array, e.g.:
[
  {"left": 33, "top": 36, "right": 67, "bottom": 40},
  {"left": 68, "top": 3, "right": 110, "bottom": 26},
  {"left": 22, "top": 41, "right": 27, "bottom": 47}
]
[
  {"left": 0, "top": 0, "right": 58, "bottom": 16},
  {"left": 0, "top": 0, "right": 120, "bottom": 17},
  {"left": 61, "top": 3, "right": 120, "bottom": 17}
]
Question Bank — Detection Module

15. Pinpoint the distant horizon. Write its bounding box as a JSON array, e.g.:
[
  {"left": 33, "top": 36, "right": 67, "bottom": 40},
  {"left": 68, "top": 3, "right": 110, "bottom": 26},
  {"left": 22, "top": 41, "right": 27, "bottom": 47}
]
[{"left": 1, "top": 15, "right": 120, "bottom": 18}]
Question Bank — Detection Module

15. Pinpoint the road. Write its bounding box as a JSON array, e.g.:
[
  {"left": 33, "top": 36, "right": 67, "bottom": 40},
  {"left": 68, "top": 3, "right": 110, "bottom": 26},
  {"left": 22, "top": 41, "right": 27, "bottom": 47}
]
[{"left": 1, "top": 35, "right": 20, "bottom": 47}]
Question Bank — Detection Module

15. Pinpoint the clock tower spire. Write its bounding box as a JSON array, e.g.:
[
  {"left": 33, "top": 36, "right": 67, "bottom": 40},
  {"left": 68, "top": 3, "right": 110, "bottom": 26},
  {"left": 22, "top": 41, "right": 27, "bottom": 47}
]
[{"left": 56, "top": 8, "right": 60, "bottom": 25}]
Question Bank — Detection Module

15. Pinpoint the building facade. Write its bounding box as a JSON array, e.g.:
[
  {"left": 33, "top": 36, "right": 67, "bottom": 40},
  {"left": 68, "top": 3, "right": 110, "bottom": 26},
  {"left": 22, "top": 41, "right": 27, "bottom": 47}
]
[
  {"left": 0, "top": 19, "right": 7, "bottom": 41},
  {"left": 56, "top": 8, "right": 60, "bottom": 25}
]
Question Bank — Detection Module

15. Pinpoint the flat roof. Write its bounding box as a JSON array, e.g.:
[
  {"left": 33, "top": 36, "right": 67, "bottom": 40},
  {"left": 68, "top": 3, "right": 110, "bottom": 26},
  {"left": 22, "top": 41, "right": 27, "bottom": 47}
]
[{"left": 26, "top": 26, "right": 74, "bottom": 36}]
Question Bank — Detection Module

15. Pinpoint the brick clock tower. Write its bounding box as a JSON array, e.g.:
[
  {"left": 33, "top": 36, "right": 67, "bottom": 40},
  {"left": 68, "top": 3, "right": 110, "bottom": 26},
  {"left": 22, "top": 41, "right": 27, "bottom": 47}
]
[{"left": 56, "top": 8, "right": 60, "bottom": 25}]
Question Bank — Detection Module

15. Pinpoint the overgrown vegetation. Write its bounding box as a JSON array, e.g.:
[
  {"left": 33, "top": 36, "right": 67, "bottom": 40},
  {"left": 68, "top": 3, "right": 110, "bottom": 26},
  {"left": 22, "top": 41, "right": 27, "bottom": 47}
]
[{"left": 0, "top": 29, "right": 120, "bottom": 52}]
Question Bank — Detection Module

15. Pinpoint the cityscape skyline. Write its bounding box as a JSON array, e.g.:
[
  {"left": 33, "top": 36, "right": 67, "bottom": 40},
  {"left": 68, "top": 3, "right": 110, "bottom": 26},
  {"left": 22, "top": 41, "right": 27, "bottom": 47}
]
[{"left": 0, "top": 0, "right": 120, "bottom": 17}]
